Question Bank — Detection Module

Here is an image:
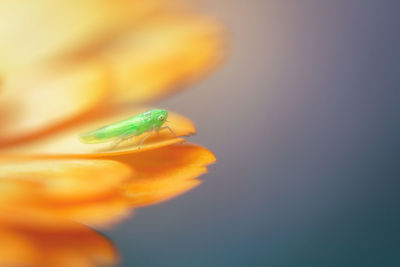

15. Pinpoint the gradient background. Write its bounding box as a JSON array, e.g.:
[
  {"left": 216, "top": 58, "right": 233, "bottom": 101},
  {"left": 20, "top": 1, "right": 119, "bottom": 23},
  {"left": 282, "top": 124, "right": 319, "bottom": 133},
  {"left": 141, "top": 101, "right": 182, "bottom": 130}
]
[{"left": 109, "top": 1, "right": 400, "bottom": 266}]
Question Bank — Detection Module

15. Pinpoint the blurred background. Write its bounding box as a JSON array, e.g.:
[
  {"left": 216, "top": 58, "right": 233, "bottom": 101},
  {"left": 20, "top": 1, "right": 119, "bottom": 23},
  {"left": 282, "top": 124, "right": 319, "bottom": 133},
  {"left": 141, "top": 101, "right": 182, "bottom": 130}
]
[{"left": 108, "top": 0, "right": 400, "bottom": 266}]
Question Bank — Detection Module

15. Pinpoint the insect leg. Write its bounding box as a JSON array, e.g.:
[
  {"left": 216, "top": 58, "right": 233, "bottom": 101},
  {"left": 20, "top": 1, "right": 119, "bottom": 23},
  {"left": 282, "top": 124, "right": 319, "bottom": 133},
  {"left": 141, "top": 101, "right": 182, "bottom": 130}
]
[
  {"left": 110, "top": 139, "right": 123, "bottom": 150},
  {"left": 110, "top": 136, "right": 131, "bottom": 150},
  {"left": 159, "top": 126, "right": 178, "bottom": 138},
  {"left": 137, "top": 130, "right": 154, "bottom": 149},
  {"left": 110, "top": 131, "right": 137, "bottom": 150}
]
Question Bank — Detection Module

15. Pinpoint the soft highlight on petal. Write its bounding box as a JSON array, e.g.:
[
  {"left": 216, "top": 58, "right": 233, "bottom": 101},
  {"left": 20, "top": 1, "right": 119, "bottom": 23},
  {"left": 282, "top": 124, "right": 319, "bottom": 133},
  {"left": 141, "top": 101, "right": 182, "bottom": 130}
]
[
  {"left": 0, "top": 0, "right": 167, "bottom": 73},
  {"left": 0, "top": 63, "right": 110, "bottom": 148}
]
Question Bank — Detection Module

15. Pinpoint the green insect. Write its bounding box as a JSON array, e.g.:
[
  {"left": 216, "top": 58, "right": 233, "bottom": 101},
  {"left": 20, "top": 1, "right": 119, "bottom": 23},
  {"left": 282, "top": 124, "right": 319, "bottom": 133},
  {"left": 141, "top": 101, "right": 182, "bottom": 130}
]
[{"left": 78, "top": 109, "right": 177, "bottom": 149}]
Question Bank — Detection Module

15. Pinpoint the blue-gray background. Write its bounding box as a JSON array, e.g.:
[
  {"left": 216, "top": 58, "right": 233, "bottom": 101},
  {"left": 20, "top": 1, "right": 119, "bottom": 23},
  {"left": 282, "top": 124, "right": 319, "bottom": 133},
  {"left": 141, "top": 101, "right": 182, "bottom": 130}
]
[{"left": 109, "top": 1, "right": 400, "bottom": 266}]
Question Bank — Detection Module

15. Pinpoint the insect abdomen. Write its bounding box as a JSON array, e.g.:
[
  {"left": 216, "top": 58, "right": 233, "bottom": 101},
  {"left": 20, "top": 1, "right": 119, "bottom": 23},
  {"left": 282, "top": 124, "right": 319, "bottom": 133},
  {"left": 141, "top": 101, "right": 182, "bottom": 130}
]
[
  {"left": 78, "top": 131, "right": 107, "bottom": 144},
  {"left": 79, "top": 121, "right": 138, "bottom": 144}
]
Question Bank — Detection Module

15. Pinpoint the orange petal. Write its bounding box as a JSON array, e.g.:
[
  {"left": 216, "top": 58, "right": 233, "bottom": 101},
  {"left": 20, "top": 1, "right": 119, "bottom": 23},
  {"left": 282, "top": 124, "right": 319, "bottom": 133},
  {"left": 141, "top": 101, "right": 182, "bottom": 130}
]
[
  {"left": 115, "top": 144, "right": 216, "bottom": 207},
  {"left": 0, "top": 157, "right": 134, "bottom": 227},
  {"left": 67, "top": 144, "right": 216, "bottom": 226},
  {"left": 126, "top": 166, "right": 203, "bottom": 207},
  {"left": 0, "top": 144, "right": 215, "bottom": 227},
  {"left": 0, "top": 108, "right": 195, "bottom": 157},
  {"left": 33, "top": 145, "right": 215, "bottom": 226},
  {"left": 0, "top": 158, "right": 133, "bottom": 203},
  {"left": 0, "top": 63, "right": 110, "bottom": 148},
  {"left": 49, "top": 195, "right": 133, "bottom": 228},
  {"left": 0, "top": 219, "right": 117, "bottom": 267},
  {"left": 102, "top": 14, "right": 227, "bottom": 103},
  {"left": 0, "top": 192, "right": 132, "bottom": 229}
]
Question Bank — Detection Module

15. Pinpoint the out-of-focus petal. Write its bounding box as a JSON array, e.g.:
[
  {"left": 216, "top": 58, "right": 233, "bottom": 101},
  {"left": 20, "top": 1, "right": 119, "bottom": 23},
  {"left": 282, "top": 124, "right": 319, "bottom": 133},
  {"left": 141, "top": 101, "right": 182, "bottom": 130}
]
[
  {"left": 0, "top": 219, "right": 117, "bottom": 267},
  {"left": 0, "top": 0, "right": 166, "bottom": 73},
  {"left": 102, "top": 15, "right": 227, "bottom": 103},
  {"left": 0, "top": 63, "right": 110, "bottom": 148},
  {"left": 116, "top": 144, "right": 216, "bottom": 206},
  {"left": 0, "top": 108, "right": 195, "bottom": 156}
]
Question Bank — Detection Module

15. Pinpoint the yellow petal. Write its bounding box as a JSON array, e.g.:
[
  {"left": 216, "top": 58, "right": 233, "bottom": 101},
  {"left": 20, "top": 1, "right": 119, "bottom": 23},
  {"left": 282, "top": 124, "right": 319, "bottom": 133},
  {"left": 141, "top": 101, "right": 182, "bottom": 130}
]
[
  {"left": 102, "top": 15, "right": 227, "bottom": 103},
  {"left": 0, "top": 108, "right": 195, "bottom": 157},
  {"left": 0, "top": 219, "right": 117, "bottom": 267},
  {"left": 0, "top": 63, "right": 109, "bottom": 148},
  {"left": 0, "top": 0, "right": 166, "bottom": 73}
]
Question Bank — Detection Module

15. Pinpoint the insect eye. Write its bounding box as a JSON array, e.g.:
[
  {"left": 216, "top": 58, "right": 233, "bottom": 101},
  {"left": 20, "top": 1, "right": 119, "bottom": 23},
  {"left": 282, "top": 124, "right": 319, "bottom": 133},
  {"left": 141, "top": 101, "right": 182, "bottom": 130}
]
[{"left": 158, "top": 115, "right": 165, "bottom": 121}]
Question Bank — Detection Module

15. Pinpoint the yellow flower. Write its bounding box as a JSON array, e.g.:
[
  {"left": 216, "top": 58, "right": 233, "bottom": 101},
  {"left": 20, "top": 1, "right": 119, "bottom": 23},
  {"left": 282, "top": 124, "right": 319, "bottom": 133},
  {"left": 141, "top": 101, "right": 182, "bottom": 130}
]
[{"left": 0, "top": 0, "right": 226, "bottom": 266}]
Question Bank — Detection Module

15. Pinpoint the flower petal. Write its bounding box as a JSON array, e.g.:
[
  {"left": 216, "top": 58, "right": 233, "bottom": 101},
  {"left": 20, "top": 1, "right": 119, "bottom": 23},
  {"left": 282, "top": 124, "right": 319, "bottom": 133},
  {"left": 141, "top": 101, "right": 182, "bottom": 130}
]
[
  {"left": 0, "top": 63, "right": 110, "bottom": 148},
  {"left": 116, "top": 144, "right": 216, "bottom": 207},
  {"left": 0, "top": 144, "right": 215, "bottom": 227},
  {"left": 0, "top": 0, "right": 165, "bottom": 73},
  {"left": 50, "top": 196, "right": 133, "bottom": 228},
  {"left": 0, "top": 219, "right": 117, "bottom": 267},
  {"left": 102, "top": 15, "right": 227, "bottom": 103},
  {"left": 42, "top": 144, "right": 216, "bottom": 226},
  {"left": 0, "top": 108, "right": 195, "bottom": 156},
  {"left": 0, "top": 157, "right": 133, "bottom": 227},
  {"left": 0, "top": 158, "right": 133, "bottom": 203}
]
